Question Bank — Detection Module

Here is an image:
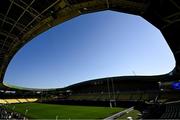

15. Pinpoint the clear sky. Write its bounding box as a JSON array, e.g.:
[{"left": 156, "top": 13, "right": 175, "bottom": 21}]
[{"left": 4, "top": 10, "right": 175, "bottom": 89}]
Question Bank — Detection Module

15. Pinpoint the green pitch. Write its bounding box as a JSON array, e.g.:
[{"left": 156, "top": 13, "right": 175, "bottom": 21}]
[{"left": 6, "top": 103, "right": 123, "bottom": 119}]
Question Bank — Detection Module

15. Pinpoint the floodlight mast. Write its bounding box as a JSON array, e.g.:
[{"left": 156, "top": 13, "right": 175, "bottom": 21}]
[
  {"left": 106, "top": 78, "right": 111, "bottom": 107},
  {"left": 132, "top": 71, "right": 136, "bottom": 76},
  {"left": 106, "top": 0, "right": 109, "bottom": 9},
  {"left": 111, "top": 78, "right": 116, "bottom": 107}
]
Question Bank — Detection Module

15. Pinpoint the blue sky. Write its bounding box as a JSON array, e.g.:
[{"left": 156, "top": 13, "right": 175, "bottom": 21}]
[{"left": 4, "top": 11, "right": 175, "bottom": 89}]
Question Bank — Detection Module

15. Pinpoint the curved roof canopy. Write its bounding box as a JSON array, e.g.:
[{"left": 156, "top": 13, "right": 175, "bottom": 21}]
[{"left": 0, "top": 0, "right": 180, "bottom": 88}]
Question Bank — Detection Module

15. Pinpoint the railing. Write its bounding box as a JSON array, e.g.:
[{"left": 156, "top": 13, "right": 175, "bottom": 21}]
[{"left": 104, "top": 106, "right": 134, "bottom": 120}]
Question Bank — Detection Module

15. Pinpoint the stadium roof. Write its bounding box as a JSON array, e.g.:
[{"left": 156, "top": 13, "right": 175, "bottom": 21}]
[
  {"left": 63, "top": 75, "right": 168, "bottom": 91},
  {"left": 0, "top": 0, "right": 180, "bottom": 89}
]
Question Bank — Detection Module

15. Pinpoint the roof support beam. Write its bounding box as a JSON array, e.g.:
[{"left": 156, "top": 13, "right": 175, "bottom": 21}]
[
  {"left": 19, "top": 0, "right": 42, "bottom": 16},
  {"left": 169, "top": 0, "right": 180, "bottom": 10},
  {"left": 7, "top": 0, "right": 61, "bottom": 51},
  {"left": 18, "top": 0, "right": 61, "bottom": 35},
  {"left": 0, "top": 13, "right": 27, "bottom": 31},
  {"left": 9, "top": 0, "right": 42, "bottom": 21},
  {"left": 162, "top": 12, "right": 180, "bottom": 29},
  {"left": 1, "top": 0, "right": 36, "bottom": 50},
  {"left": 0, "top": 0, "right": 14, "bottom": 28},
  {"left": 0, "top": 31, "right": 18, "bottom": 40},
  {"left": 163, "top": 12, "right": 180, "bottom": 20}
]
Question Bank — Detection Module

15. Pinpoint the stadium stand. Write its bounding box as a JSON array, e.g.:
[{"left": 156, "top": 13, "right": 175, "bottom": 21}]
[
  {"left": 0, "top": 105, "right": 25, "bottom": 119},
  {"left": 38, "top": 77, "right": 180, "bottom": 119},
  {"left": 4, "top": 99, "right": 19, "bottom": 104},
  {"left": 17, "top": 99, "right": 28, "bottom": 103},
  {"left": 57, "top": 77, "right": 161, "bottom": 103},
  {"left": 139, "top": 102, "right": 180, "bottom": 119},
  {"left": 0, "top": 98, "right": 38, "bottom": 104},
  {"left": 0, "top": 99, "right": 7, "bottom": 104},
  {"left": 160, "top": 103, "right": 180, "bottom": 119},
  {"left": 66, "top": 91, "right": 158, "bottom": 101},
  {"left": 26, "top": 98, "right": 38, "bottom": 102}
]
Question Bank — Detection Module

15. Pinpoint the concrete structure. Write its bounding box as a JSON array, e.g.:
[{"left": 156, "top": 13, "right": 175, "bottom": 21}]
[{"left": 0, "top": 0, "right": 180, "bottom": 87}]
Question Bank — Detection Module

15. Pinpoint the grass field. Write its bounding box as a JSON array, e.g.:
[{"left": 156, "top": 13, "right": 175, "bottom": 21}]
[{"left": 6, "top": 103, "right": 123, "bottom": 119}]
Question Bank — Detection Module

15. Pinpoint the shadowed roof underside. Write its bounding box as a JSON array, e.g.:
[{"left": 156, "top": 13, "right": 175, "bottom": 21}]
[{"left": 0, "top": 0, "right": 180, "bottom": 89}]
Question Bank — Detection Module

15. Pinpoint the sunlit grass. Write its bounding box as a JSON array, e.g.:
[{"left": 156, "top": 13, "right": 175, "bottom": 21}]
[{"left": 6, "top": 103, "right": 123, "bottom": 119}]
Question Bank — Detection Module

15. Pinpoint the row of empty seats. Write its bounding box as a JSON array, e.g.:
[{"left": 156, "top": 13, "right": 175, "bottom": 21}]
[
  {"left": 161, "top": 103, "right": 180, "bottom": 119},
  {"left": 0, "top": 98, "right": 38, "bottom": 104},
  {"left": 67, "top": 92, "right": 158, "bottom": 101},
  {"left": 0, "top": 106, "right": 24, "bottom": 119}
]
